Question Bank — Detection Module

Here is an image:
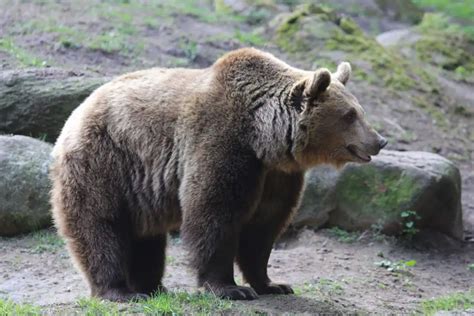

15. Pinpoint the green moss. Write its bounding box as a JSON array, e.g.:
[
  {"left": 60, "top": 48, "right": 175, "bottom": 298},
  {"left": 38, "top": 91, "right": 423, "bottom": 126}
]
[
  {"left": 338, "top": 17, "right": 362, "bottom": 35},
  {"left": 275, "top": 3, "right": 335, "bottom": 53},
  {"left": 413, "top": 0, "right": 474, "bottom": 37},
  {"left": 336, "top": 165, "right": 421, "bottom": 223},
  {"left": 275, "top": 4, "right": 438, "bottom": 91},
  {"left": 414, "top": 13, "right": 474, "bottom": 83},
  {"left": 325, "top": 19, "right": 433, "bottom": 91}
]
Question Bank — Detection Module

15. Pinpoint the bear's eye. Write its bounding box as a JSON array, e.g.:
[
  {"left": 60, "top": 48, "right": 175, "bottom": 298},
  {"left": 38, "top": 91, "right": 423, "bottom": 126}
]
[{"left": 343, "top": 109, "right": 357, "bottom": 124}]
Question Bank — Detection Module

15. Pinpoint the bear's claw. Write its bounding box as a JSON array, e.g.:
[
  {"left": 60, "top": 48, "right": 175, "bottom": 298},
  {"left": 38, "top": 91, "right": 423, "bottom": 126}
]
[{"left": 254, "top": 283, "right": 294, "bottom": 295}]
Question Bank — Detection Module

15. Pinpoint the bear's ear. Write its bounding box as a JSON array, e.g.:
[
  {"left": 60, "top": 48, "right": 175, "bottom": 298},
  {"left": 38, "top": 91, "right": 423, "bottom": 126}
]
[
  {"left": 290, "top": 69, "right": 331, "bottom": 110},
  {"left": 306, "top": 68, "right": 331, "bottom": 98},
  {"left": 334, "top": 62, "right": 351, "bottom": 85}
]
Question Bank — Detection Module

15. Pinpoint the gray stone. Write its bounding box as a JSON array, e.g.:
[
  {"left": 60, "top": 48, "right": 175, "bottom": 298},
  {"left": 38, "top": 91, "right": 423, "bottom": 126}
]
[
  {"left": 0, "top": 135, "right": 53, "bottom": 236},
  {"left": 292, "top": 166, "right": 339, "bottom": 229},
  {"left": 293, "top": 150, "right": 463, "bottom": 239},
  {"left": 0, "top": 68, "right": 107, "bottom": 142}
]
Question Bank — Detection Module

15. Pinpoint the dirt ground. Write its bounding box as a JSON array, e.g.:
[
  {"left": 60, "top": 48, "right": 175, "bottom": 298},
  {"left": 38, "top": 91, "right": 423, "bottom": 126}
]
[
  {"left": 1, "top": 0, "right": 473, "bottom": 314},
  {"left": 1, "top": 228, "right": 473, "bottom": 314}
]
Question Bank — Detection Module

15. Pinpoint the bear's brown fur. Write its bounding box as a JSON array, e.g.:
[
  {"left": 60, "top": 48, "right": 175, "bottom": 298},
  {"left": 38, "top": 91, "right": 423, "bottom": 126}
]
[{"left": 50, "top": 48, "right": 386, "bottom": 301}]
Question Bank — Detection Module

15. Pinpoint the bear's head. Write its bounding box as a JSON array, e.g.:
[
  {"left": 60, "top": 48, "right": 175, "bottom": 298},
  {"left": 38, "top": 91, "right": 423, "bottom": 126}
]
[{"left": 290, "top": 62, "right": 387, "bottom": 168}]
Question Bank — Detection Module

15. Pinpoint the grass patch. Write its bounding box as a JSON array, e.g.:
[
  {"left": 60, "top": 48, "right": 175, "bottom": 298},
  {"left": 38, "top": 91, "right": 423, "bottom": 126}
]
[
  {"left": 234, "top": 30, "right": 266, "bottom": 46},
  {"left": 421, "top": 290, "right": 474, "bottom": 315},
  {"left": 154, "top": 0, "right": 246, "bottom": 24},
  {"left": 75, "top": 292, "right": 235, "bottom": 315},
  {"left": 0, "top": 38, "right": 46, "bottom": 67},
  {"left": 295, "top": 278, "right": 345, "bottom": 297},
  {"left": 0, "top": 298, "right": 41, "bottom": 316},
  {"left": 87, "top": 32, "right": 130, "bottom": 54},
  {"left": 29, "top": 229, "right": 64, "bottom": 254},
  {"left": 141, "top": 292, "right": 233, "bottom": 315},
  {"left": 76, "top": 297, "right": 120, "bottom": 316}
]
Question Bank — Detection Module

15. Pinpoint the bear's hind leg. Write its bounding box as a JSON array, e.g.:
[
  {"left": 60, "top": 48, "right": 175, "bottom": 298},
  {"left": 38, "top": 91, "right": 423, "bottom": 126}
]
[
  {"left": 128, "top": 234, "right": 167, "bottom": 295},
  {"left": 67, "top": 219, "right": 146, "bottom": 302}
]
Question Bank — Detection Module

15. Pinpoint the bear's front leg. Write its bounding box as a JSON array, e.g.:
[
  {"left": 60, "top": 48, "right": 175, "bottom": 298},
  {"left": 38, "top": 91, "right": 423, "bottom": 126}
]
[
  {"left": 237, "top": 170, "right": 304, "bottom": 295},
  {"left": 180, "top": 149, "right": 265, "bottom": 300}
]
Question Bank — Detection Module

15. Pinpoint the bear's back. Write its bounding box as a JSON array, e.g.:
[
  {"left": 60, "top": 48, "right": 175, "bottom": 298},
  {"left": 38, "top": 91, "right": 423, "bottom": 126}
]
[{"left": 53, "top": 67, "right": 215, "bottom": 159}]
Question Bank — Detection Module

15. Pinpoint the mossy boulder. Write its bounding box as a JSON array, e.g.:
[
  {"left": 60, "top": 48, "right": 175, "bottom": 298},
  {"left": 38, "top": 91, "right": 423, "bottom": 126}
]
[
  {"left": 271, "top": 3, "right": 435, "bottom": 91},
  {"left": 377, "top": 13, "right": 474, "bottom": 84},
  {"left": 294, "top": 150, "right": 463, "bottom": 239},
  {"left": 0, "top": 68, "right": 107, "bottom": 142},
  {"left": 0, "top": 135, "right": 53, "bottom": 236}
]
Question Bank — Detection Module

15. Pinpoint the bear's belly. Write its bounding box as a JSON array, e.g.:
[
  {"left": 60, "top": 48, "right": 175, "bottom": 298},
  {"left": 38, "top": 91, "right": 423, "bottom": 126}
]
[
  {"left": 126, "top": 156, "right": 182, "bottom": 237},
  {"left": 130, "top": 194, "right": 182, "bottom": 237}
]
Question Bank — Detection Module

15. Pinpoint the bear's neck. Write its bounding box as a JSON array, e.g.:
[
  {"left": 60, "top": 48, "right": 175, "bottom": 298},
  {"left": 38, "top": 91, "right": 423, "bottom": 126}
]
[
  {"left": 234, "top": 72, "right": 307, "bottom": 172},
  {"left": 215, "top": 51, "right": 311, "bottom": 172}
]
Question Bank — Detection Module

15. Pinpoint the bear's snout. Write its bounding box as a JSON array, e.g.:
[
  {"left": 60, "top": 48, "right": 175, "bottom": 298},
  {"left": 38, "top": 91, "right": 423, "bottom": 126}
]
[{"left": 378, "top": 136, "right": 388, "bottom": 150}]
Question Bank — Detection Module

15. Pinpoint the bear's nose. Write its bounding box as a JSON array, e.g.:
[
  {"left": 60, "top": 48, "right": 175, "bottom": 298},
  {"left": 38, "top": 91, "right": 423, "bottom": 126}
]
[{"left": 379, "top": 137, "right": 388, "bottom": 149}]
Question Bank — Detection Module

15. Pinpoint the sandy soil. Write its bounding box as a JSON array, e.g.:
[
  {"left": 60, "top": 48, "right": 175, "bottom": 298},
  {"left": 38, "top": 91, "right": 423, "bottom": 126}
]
[{"left": 1, "top": 229, "right": 473, "bottom": 314}]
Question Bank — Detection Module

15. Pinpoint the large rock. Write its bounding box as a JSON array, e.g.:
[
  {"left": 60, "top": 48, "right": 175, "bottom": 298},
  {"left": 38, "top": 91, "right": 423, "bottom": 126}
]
[
  {"left": 294, "top": 150, "right": 463, "bottom": 239},
  {"left": 0, "top": 68, "right": 107, "bottom": 142},
  {"left": 292, "top": 166, "right": 339, "bottom": 228},
  {"left": 0, "top": 135, "right": 53, "bottom": 236}
]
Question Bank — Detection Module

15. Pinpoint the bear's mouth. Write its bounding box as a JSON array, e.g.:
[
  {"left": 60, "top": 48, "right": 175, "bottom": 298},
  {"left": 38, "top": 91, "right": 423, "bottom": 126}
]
[{"left": 346, "top": 145, "right": 371, "bottom": 162}]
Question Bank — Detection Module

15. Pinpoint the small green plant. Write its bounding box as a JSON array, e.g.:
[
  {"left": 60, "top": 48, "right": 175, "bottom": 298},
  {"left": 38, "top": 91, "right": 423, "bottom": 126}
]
[
  {"left": 375, "top": 259, "right": 417, "bottom": 273},
  {"left": 400, "top": 210, "right": 421, "bottom": 238},
  {"left": 327, "top": 227, "right": 358, "bottom": 243},
  {"left": 0, "top": 298, "right": 40, "bottom": 316},
  {"left": 421, "top": 290, "right": 474, "bottom": 315},
  {"left": 370, "top": 221, "right": 386, "bottom": 241},
  {"left": 178, "top": 39, "right": 198, "bottom": 62},
  {"left": 468, "top": 263, "right": 474, "bottom": 271},
  {"left": 166, "top": 255, "right": 175, "bottom": 264}
]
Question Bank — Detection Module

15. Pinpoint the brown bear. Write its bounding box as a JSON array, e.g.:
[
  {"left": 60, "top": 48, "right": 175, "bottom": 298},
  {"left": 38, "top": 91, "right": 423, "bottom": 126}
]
[{"left": 50, "top": 48, "right": 386, "bottom": 302}]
